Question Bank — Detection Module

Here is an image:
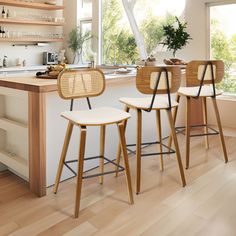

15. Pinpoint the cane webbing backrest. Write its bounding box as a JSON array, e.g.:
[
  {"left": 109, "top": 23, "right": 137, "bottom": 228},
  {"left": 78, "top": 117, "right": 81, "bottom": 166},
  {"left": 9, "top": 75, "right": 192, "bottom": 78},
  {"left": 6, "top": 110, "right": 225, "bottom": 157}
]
[
  {"left": 186, "top": 60, "right": 224, "bottom": 86},
  {"left": 57, "top": 69, "right": 105, "bottom": 100},
  {"left": 136, "top": 66, "right": 181, "bottom": 94}
]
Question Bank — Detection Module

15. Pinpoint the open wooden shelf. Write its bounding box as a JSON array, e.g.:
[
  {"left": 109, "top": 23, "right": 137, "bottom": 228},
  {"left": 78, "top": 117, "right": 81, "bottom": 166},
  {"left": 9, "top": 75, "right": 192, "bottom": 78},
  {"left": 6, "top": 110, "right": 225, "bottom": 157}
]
[
  {"left": 0, "top": 18, "right": 65, "bottom": 26},
  {"left": 0, "top": 150, "right": 28, "bottom": 179},
  {"left": 0, "top": 0, "right": 64, "bottom": 10},
  {"left": 0, "top": 37, "right": 64, "bottom": 42},
  {"left": 0, "top": 117, "right": 27, "bottom": 133}
]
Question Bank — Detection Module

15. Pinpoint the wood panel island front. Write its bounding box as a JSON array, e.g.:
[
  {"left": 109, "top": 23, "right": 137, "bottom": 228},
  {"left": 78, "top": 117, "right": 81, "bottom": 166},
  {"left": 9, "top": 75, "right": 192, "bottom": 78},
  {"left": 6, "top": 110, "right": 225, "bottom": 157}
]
[
  {"left": 0, "top": 75, "right": 58, "bottom": 197},
  {"left": 0, "top": 71, "right": 190, "bottom": 197}
]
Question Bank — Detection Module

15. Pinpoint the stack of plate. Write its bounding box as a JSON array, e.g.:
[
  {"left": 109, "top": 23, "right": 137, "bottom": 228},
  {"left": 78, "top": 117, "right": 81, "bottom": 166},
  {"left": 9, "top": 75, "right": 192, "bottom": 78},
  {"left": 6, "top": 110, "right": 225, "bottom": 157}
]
[{"left": 45, "top": 1, "right": 57, "bottom": 5}]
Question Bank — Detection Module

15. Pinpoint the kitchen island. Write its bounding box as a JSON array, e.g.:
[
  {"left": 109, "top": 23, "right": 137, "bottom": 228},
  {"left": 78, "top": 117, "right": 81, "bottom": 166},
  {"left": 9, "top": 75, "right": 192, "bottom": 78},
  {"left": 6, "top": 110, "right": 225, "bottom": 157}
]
[
  {"left": 0, "top": 70, "right": 188, "bottom": 197},
  {"left": 0, "top": 72, "right": 149, "bottom": 197}
]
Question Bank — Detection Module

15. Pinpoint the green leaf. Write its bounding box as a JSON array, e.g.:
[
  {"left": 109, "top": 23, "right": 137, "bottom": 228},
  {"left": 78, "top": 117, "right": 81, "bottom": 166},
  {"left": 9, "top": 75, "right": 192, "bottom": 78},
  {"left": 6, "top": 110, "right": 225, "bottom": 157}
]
[{"left": 161, "top": 16, "right": 192, "bottom": 56}]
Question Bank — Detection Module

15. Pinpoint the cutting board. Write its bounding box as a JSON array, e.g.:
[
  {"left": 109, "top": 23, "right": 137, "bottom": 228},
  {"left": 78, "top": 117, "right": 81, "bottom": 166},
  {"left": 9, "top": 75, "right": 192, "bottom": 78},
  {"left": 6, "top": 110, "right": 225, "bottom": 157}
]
[{"left": 36, "top": 74, "right": 58, "bottom": 79}]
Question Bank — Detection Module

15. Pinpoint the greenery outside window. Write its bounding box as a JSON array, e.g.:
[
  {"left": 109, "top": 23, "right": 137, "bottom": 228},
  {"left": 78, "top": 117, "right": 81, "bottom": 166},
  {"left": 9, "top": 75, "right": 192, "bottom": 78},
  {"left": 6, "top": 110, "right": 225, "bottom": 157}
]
[
  {"left": 77, "top": 0, "right": 186, "bottom": 66},
  {"left": 78, "top": 0, "right": 93, "bottom": 64},
  {"left": 80, "top": 20, "right": 93, "bottom": 63},
  {"left": 101, "top": 0, "right": 185, "bottom": 65},
  {"left": 210, "top": 4, "right": 236, "bottom": 95}
]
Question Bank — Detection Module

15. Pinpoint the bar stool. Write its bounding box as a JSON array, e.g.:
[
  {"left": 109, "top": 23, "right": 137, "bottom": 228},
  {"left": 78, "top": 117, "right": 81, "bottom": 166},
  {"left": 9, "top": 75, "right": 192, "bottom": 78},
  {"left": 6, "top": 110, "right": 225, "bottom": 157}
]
[
  {"left": 116, "top": 66, "right": 186, "bottom": 194},
  {"left": 169, "top": 60, "right": 228, "bottom": 169},
  {"left": 53, "top": 69, "right": 134, "bottom": 218}
]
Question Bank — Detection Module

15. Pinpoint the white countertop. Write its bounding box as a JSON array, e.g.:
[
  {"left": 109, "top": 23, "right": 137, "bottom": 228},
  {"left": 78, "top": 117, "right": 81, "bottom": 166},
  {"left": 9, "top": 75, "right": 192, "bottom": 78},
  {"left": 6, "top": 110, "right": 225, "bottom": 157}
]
[
  {"left": 0, "top": 64, "right": 88, "bottom": 73},
  {"left": 105, "top": 72, "right": 136, "bottom": 80}
]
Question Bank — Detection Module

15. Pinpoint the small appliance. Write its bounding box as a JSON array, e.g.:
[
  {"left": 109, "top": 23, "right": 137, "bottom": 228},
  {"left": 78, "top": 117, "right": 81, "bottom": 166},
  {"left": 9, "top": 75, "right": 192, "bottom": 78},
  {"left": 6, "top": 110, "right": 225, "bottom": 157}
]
[{"left": 43, "top": 52, "right": 58, "bottom": 65}]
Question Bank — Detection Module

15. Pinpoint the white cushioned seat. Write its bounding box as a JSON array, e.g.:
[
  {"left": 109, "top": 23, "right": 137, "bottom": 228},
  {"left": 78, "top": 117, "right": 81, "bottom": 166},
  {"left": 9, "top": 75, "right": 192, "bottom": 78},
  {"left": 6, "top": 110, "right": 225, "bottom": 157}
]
[
  {"left": 119, "top": 96, "right": 178, "bottom": 110},
  {"left": 178, "top": 85, "right": 222, "bottom": 97},
  {"left": 61, "top": 107, "right": 131, "bottom": 126}
]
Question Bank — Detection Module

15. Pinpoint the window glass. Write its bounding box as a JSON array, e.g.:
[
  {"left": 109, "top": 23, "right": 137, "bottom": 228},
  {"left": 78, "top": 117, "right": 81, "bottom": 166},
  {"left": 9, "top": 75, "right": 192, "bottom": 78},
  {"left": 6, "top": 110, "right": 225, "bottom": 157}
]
[
  {"left": 81, "top": 0, "right": 92, "bottom": 18},
  {"left": 101, "top": 0, "right": 185, "bottom": 65},
  {"left": 210, "top": 4, "right": 236, "bottom": 94},
  {"left": 81, "top": 20, "right": 92, "bottom": 63}
]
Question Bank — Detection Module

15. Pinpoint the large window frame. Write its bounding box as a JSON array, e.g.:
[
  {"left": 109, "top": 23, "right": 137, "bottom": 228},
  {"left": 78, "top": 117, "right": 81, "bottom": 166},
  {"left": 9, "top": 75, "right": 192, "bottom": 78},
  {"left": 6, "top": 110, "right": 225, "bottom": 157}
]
[
  {"left": 77, "top": 0, "right": 96, "bottom": 64},
  {"left": 78, "top": 0, "right": 186, "bottom": 66},
  {"left": 206, "top": 0, "right": 236, "bottom": 96},
  {"left": 206, "top": 0, "right": 236, "bottom": 59}
]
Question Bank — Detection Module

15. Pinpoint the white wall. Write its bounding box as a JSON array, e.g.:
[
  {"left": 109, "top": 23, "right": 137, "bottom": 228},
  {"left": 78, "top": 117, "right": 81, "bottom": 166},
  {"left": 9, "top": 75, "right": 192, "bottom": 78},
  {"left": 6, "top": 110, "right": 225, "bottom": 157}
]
[{"left": 207, "top": 97, "right": 236, "bottom": 128}]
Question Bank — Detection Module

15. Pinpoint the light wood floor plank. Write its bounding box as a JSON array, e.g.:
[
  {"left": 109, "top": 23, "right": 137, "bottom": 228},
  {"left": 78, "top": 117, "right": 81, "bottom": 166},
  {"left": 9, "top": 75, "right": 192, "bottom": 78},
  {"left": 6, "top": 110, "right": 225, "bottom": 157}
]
[
  {"left": 193, "top": 175, "right": 236, "bottom": 220},
  {"left": 0, "top": 222, "right": 19, "bottom": 236},
  {"left": 0, "top": 135, "right": 235, "bottom": 236},
  {"left": 63, "top": 221, "right": 97, "bottom": 236}
]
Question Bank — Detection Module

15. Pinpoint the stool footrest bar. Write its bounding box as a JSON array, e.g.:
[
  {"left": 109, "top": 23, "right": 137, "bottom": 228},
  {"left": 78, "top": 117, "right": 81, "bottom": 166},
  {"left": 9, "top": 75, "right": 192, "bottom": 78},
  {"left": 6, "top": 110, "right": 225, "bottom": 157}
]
[
  {"left": 141, "top": 150, "right": 175, "bottom": 157},
  {"left": 63, "top": 155, "right": 125, "bottom": 179},
  {"left": 126, "top": 141, "right": 176, "bottom": 156},
  {"left": 175, "top": 124, "right": 219, "bottom": 137}
]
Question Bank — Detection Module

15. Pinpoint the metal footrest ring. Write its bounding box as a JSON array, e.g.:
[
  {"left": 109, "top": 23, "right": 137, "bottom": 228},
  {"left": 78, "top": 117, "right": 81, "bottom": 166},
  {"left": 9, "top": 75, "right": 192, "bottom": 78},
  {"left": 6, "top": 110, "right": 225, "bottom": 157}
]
[
  {"left": 126, "top": 141, "right": 176, "bottom": 157},
  {"left": 175, "top": 124, "right": 219, "bottom": 137},
  {"left": 63, "top": 155, "right": 125, "bottom": 179}
]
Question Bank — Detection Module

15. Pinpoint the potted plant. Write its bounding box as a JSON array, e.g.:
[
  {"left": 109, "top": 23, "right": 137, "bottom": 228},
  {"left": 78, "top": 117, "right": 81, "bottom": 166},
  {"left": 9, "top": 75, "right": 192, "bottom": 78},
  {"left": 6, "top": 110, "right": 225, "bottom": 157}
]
[
  {"left": 67, "top": 27, "right": 93, "bottom": 64},
  {"left": 161, "top": 16, "right": 192, "bottom": 57}
]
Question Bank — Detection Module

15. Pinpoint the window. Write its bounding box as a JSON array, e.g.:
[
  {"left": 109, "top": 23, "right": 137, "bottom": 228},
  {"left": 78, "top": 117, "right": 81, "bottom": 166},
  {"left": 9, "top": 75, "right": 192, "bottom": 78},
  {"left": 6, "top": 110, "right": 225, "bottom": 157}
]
[
  {"left": 101, "top": 0, "right": 185, "bottom": 65},
  {"left": 80, "top": 0, "right": 92, "bottom": 18},
  {"left": 78, "top": 0, "right": 186, "bottom": 65},
  {"left": 209, "top": 3, "right": 236, "bottom": 94},
  {"left": 78, "top": 0, "right": 93, "bottom": 63},
  {"left": 80, "top": 20, "right": 92, "bottom": 63}
]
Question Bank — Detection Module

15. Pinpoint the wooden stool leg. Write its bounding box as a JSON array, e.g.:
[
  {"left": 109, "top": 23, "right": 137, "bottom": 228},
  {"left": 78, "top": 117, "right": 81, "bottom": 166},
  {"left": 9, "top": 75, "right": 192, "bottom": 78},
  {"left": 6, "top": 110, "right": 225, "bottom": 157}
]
[
  {"left": 156, "top": 110, "right": 164, "bottom": 171},
  {"left": 168, "top": 94, "right": 181, "bottom": 149},
  {"left": 186, "top": 97, "right": 191, "bottom": 169},
  {"left": 99, "top": 125, "right": 106, "bottom": 184},
  {"left": 136, "top": 109, "right": 142, "bottom": 194},
  {"left": 54, "top": 122, "right": 74, "bottom": 194},
  {"left": 117, "top": 122, "right": 134, "bottom": 204},
  {"left": 75, "top": 126, "right": 87, "bottom": 218},
  {"left": 166, "top": 109, "right": 186, "bottom": 187},
  {"left": 115, "top": 106, "right": 130, "bottom": 177},
  {"left": 202, "top": 97, "right": 209, "bottom": 149},
  {"left": 211, "top": 97, "right": 228, "bottom": 163}
]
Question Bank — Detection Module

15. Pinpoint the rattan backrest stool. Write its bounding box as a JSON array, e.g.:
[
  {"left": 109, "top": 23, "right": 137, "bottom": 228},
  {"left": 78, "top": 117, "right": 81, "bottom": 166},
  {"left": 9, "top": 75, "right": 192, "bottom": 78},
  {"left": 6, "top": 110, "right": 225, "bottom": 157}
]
[
  {"left": 168, "top": 60, "right": 228, "bottom": 170},
  {"left": 54, "top": 69, "right": 134, "bottom": 218},
  {"left": 116, "top": 65, "right": 186, "bottom": 194}
]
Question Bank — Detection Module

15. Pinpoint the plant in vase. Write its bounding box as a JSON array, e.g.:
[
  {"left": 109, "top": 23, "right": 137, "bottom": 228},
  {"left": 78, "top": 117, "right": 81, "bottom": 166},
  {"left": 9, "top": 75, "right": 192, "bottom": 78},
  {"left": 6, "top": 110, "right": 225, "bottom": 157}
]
[
  {"left": 67, "top": 27, "right": 93, "bottom": 64},
  {"left": 161, "top": 16, "right": 192, "bottom": 58}
]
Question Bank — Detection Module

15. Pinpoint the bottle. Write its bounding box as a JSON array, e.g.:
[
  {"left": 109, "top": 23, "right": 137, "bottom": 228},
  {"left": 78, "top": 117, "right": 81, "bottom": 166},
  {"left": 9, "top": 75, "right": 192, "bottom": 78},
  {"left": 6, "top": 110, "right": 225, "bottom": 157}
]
[
  {"left": 2, "top": 27, "right": 5, "bottom": 38},
  {"left": 2, "top": 7, "right": 6, "bottom": 19},
  {"left": 0, "top": 26, "right": 2, "bottom": 38},
  {"left": 3, "top": 55, "right": 7, "bottom": 68},
  {"left": 6, "top": 9, "right": 10, "bottom": 18}
]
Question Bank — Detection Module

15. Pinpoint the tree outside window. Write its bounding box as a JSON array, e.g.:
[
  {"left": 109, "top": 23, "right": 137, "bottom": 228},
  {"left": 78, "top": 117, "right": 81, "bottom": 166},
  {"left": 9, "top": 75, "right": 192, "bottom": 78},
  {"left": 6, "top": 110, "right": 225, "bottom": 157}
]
[
  {"left": 101, "top": 0, "right": 185, "bottom": 65},
  {"left": 210, "top": 5, "right": 236, "bottom": 94}
]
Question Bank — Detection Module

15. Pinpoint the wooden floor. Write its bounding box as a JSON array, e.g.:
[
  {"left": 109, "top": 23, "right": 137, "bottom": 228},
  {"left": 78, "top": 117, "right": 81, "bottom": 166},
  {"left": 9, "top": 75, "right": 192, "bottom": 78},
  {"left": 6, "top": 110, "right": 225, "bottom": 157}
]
[{"left": 1, "top": 133, "right": 236, "bottom": 236}]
